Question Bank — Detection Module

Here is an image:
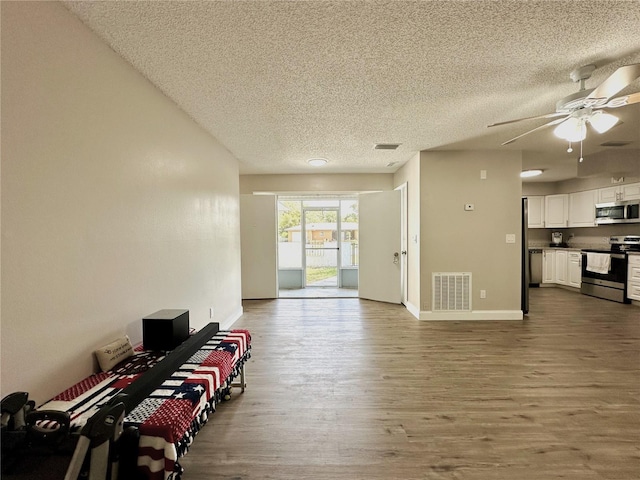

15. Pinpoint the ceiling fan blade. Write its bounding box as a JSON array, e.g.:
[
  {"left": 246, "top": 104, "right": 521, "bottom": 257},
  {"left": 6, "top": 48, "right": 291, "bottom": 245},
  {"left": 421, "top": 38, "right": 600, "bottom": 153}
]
[
  {"left": 501, "top": 117, "right": 568, "bottom": 145},
  {"left": 601, "top": 91, "right": 640, "bottom": 108},
  {"left": 586, "top": 63, "right": 640, "bottom": 101},
  {"left": 487, "top": 111, "right": 567, "bottom": 128}
]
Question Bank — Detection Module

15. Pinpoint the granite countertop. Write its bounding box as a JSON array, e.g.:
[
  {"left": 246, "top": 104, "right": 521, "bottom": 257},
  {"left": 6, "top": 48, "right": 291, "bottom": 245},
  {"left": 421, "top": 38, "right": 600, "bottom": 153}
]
[
  {"left": 529, "top": 245, "right": 640, "bottom": 254},
  {"left": 528, "top": 244, "right": 606, "bottom": 251}
]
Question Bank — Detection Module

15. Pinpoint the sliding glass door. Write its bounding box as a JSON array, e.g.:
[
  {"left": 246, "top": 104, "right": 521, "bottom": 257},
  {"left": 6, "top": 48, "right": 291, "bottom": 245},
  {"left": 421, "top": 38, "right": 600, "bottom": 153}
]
[
  {"left": 277, "top": 196, "right": 358, "bottom": 296},
  {"left": 303, "top": 206, "right": 340, "bottom": 287}
]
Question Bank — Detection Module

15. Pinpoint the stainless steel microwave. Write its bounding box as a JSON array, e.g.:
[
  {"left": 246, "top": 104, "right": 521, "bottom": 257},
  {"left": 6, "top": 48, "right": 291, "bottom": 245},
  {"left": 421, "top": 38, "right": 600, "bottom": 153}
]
[{"left": 595, "top": 200, "right": 640, "bottom": 224}]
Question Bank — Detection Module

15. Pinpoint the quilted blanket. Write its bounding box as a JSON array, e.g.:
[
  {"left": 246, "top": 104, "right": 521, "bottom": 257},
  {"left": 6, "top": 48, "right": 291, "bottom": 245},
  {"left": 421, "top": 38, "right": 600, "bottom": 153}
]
[
  {"left": 39, "top": 328, "right": 251, "bottom": 480},
  {"left": 127, "top": 329, "right": 251, "bottom": 480}
]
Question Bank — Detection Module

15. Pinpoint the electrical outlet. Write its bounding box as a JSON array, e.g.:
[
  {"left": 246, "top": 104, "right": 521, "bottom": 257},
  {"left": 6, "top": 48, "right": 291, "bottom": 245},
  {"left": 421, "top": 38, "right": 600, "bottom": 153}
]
[{"left": 480, "top": 290, "right": 487, "bottom": 299}]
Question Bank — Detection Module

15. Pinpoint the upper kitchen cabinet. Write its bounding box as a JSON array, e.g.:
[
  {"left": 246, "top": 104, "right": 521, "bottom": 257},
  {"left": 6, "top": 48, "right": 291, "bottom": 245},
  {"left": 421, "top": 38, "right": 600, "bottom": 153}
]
[
  {"left": 545, "top": 194, "right": 569, "bottom": 228},
  {"left": 597, "top": 182, "right": 640, "bottom": 203},
  {"left": 569, "top": 189, "right": 597, "bottom": 227},
  {"left": 527, "top": 196, "right": 545, "bottom": 228}
]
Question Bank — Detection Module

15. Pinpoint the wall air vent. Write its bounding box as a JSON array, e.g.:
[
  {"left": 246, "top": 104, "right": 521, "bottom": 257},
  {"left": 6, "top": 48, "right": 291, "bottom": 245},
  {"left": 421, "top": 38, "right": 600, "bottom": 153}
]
[
  {"left": 374, "top": 143, "right": 400, "bottom": 150},
  {"left": 600, "top": 141, "right": 631, "bottom": 147},
  {"left": 432, "top": 272, "right": 472, "bottom": 311}
]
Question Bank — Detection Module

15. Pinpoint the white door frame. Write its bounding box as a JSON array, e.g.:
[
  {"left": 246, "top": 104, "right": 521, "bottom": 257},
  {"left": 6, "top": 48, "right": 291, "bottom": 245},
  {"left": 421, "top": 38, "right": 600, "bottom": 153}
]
[{"left": 396, "top": 183, "right": 408, "bottom": 305}]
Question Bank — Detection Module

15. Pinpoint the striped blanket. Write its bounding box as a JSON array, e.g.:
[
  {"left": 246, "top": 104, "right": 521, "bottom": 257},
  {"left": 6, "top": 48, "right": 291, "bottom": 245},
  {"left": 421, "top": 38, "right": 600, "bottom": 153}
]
[{"left": 39, "top": 329, "right": 251, "bottom": 480}]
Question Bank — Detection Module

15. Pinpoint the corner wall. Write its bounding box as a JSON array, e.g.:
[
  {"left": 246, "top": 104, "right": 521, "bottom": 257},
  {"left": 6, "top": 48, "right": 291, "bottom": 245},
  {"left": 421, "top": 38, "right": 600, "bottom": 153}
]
[
  {"left": 1, "top": 2, "right": 242, "bottom": 404},
  {"left": 420, "top": 150, "right": 523, "bottom": 319}
]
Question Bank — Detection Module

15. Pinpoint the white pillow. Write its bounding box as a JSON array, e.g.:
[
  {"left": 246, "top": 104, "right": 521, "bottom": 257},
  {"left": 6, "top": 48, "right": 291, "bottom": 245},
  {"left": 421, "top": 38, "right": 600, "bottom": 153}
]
[{"left": 94, "top": 335, "right": 134, "bottom": 372}]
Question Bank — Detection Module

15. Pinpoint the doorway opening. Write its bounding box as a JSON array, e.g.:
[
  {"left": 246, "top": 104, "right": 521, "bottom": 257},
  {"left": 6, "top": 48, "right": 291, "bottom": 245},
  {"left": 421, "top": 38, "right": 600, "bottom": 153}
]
[{"left": 277, "top": 196, "right": 359, "bottom": 298}]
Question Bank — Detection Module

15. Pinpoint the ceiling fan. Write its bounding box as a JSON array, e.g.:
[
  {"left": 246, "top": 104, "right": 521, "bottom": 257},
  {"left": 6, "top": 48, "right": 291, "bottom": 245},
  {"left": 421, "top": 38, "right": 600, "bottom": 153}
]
[{"left": 488, "top": 63, "right": 640, "bottom": 146}]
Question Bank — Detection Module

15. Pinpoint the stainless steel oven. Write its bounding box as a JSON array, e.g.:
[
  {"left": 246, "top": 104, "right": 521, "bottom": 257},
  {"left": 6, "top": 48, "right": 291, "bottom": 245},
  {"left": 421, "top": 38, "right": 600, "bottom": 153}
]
[{"left": 581, "top": 235, "right": 640, "bottom": 303}]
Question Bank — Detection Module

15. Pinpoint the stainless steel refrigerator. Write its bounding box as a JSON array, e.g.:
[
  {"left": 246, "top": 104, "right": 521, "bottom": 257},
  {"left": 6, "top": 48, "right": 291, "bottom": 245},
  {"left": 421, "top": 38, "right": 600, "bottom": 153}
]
[{"left": 521, "top": 197, "right": 529, "bottom": 314}]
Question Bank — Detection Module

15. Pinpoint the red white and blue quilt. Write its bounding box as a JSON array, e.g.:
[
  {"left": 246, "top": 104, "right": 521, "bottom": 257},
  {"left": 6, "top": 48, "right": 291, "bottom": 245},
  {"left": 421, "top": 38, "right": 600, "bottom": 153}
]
[{"left": 39, "top": 329, "right": 251, "bottom": 480}]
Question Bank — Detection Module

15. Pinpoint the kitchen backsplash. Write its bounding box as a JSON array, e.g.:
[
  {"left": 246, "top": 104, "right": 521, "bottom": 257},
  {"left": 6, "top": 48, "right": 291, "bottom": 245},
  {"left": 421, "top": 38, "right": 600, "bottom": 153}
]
[{"left": 528, "top": 223, "right": 640, "bottom": 249}]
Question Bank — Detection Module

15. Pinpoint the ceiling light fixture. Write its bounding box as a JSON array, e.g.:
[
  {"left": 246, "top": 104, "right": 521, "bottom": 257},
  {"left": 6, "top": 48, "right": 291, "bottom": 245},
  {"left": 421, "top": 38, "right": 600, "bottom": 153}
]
[
  {"left": 307, "top": 158, "right": 328, "bottom": 167},
  {"left": 553, "top": 109, "right": 619, "bottom": 142},
  {"left": 553, "top": 116, "right": 587, "bottom": 142},
  {"left": 588, "top": 110, "right": 619, "bottom": 133},
  {"left": 520, "top": 169, "right": 543, "bottom": 178}
]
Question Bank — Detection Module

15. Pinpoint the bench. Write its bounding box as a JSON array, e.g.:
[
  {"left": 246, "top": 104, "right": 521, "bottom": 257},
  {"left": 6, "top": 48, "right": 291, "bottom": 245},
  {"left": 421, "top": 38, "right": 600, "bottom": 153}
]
[{"left": 37, "top": 323, "right": 251, "bottom": 479}]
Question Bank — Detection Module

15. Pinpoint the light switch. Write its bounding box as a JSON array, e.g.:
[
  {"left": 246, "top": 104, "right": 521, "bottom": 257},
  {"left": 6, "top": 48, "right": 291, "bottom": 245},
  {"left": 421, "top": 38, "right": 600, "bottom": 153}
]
[
  {"left": 506, "top": 234, "right": 516, "bottom": 244},
  {"left": 480, "top": 170, "right": 487, "bottom": 179}
]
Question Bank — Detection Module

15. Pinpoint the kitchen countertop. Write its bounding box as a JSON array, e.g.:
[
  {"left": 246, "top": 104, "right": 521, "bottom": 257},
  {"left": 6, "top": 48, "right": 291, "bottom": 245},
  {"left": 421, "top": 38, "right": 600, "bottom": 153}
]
[
  {"left": 529, "top": 246, "right": 583, "bottom": 251},
  {"left": 529, "top": 243, "right": 613, "bottom": 251},
  {"left": 529, "top": 246, "right": 640, "bottom": 254}
]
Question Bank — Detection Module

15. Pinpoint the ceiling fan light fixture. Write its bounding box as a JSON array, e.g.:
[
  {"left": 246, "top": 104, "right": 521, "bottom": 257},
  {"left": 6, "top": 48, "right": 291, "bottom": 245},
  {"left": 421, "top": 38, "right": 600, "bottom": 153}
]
[
  {"left": 553, "top": 117, "right": 586, "bottom": 142},
  {"left": 588, "top": 111, "right": 619, "bottom": 133},
  {"left": 520, "top": 169, "right": 544, "bottom": 178},
  {"left": 307, "top": 158, "right": 328, "bottom": 167}
]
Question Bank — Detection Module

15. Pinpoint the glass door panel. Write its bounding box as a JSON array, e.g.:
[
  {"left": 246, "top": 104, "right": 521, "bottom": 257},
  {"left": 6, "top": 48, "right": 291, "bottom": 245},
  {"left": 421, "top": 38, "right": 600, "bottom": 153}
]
[{"left": 303, "top": 207, "right": 340, "bottom": 287}]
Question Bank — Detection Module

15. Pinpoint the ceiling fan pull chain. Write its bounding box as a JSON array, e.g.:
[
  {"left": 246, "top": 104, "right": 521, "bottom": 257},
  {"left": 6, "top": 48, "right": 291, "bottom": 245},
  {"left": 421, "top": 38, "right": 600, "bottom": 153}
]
[
  {"left": 567, "top": 141, "right": 573, "bottom": 153},
  {"left": 579, "top": 140, "right": 584, "bottom": 163}
]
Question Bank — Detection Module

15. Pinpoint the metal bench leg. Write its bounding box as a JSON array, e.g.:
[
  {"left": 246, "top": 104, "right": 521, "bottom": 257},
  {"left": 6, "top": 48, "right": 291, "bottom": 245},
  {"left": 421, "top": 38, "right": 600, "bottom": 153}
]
[{"left": 231, "top": 364, "right": 246, "bottom": 393}]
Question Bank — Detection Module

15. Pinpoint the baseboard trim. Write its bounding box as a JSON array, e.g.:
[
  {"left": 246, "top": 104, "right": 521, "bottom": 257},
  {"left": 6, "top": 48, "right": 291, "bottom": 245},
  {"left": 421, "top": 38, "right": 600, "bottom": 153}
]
[
  {"left": 404, "top": 301, "right": 421, "bottom": 319},
  {"left": 419, "top": 310, "right": 524, "bottom": 321},
  {"left": 220, "top": 305, "right": 244, "bottom": 330}
]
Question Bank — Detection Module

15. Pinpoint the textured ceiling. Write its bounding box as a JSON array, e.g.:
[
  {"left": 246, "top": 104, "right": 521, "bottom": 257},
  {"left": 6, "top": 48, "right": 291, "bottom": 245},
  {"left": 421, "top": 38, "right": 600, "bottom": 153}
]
[{"left": 62, "top": 1, "right": 640, "bottom": 181}]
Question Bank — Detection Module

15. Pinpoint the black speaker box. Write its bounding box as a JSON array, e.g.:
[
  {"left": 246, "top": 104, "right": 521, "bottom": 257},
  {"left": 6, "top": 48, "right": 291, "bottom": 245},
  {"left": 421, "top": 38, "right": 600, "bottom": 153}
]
[{"left": 142, "top": 309, "right": 190, "bottom": 351}]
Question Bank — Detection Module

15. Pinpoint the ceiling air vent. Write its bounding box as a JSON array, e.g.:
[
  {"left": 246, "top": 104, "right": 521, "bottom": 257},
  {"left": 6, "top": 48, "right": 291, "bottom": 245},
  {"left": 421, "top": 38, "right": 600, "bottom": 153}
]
[
  {"left": 374, "top": 143, "right": 401, "bottom": 150},
  {"left": 600, "top": 141, "right": 631, "bottom": 147}
]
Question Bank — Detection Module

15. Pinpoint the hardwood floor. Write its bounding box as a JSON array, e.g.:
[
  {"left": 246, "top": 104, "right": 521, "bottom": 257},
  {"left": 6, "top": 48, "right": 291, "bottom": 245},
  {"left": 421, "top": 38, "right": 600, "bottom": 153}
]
[{"left": 180, "top": 288, "right": 640, "bottom": 479}]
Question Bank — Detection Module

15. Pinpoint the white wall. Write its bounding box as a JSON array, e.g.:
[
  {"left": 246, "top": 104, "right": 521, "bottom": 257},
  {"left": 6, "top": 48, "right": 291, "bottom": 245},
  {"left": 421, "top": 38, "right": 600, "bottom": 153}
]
[
  {"left": 240, "top": 173, "right": 394, "bottom": 194},
  {"left": 420, "top": 150, "right": 523, "bottom": 317},
  {"left": 1, "top": 2, "right": 242, "bottom": 404}
]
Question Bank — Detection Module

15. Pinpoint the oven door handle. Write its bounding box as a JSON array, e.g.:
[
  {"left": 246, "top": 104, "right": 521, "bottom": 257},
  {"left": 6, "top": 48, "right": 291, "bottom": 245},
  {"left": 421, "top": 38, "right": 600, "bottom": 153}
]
[{"left": 581, "top": 253, "right": 626, "bottom": 260}]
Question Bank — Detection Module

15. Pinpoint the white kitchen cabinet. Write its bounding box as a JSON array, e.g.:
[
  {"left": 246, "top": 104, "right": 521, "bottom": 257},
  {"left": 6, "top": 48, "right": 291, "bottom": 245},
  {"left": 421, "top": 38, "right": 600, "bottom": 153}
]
[
  {"left": 568, "top": 251, "right": 582, "bottom": 288},
  {"left": 555, "top": 250, "right": 568, "bottom": 285},
  {"left": 569, "top": 190, "right": 597, "bottom": 227},
  {"left": 527, "top": 196, "right": 545, "bottom": 228},
  {"left": 622, "top": 183, "right": 640, "bottom": 201},
  {"left": 598, "top": 185, "right": 619, "bottom": 203},
  {"left": 542, "top": 250, "right": 555, "bottom": 284},
  {"left": 543, "top": 249, "right": 582, "bottom": 288},
  {"left": 545, "top": 194, "right": 569, "bottom": 228},
  {"left": 628, "top": 254, "right": 640, "bottom": 302},
  {"left": 597, "top": 182, "right": 640, "bottom": 203}
]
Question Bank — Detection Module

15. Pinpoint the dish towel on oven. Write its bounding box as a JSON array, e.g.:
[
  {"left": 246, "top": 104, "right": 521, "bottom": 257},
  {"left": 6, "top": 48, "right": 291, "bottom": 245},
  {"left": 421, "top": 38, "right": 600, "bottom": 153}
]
[{"left": 586, "top": 252, "right": 611, "bottom": 274}]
